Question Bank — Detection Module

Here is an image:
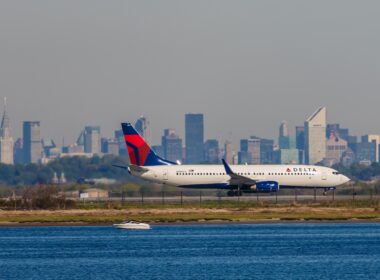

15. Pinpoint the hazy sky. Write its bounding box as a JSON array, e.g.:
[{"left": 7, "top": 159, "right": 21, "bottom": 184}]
[{"left": 1, "top": 1, "right": 379, "bottom": 147}]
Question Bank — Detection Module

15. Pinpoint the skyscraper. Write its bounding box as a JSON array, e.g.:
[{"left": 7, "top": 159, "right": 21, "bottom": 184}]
[
  {"left": 185, "top": 113, "right": 204, "bottom": 163},
  {"left": 135, "top": 116, "right": 150, "bottom": 144},
  {"left": 204, "top": 139, "right": 219, "bottom": 164},
  {"left": 361, "top": 135, "right": 380, "bottom": 162},
  {"left": 295, "top": 126, "right": 305, "bottom": 150},
  {"left": 84, "top": 126, "right": 101, "bottom": 154},
  {"left": 0, "top": 99, "right": 13, "bottom": 164},
  {"left": 278, "top": 121, "right": 290, "bottom": 149},
  {"left": 260, "top": 137, "right": 274, "bottom": 164},
  {"left": 162, "top": 129, "right": 183, "bottom": 163},
  {"left": 326, "top": 124, "right": 349, "bottom": 141},
  {"left": 239, "top": 138, "right": 260, "bottom": 164},
  {"left": 295, "top": 126, "right": 305, "bottom": 164},
  {"left": 304, "top": 107, "right": 327, "bottom": 164},
  {"left": 323, "top": 132, "right": 348, "bottom": 166},
  {"left": 224, "top": 140, "right": 234, "bottom": 164},
  {"left": 23, "top": 121, "right": 42, "bottom": 164}
]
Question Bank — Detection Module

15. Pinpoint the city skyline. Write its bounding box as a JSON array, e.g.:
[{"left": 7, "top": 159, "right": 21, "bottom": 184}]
[
  {"left": 1, "top": 1, "right": 380, "bottom": 145},
  {"left": 2, "top": 102, "right": 379, "bottom": 149}
]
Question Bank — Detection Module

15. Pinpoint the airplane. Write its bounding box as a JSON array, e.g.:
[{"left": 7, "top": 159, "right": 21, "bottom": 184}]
[{"left": 117, "top": 122, "right": 350, "bottom": 196}]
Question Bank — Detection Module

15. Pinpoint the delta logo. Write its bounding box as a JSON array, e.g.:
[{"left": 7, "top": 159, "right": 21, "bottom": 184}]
[{"left": 286, "top": 167, "right": 317, "bottom": 172}]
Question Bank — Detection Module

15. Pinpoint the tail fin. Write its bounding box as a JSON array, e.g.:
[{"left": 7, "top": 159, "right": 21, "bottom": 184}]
[{"left": 121, "top": 123, "right": 175, "bottom": 166}]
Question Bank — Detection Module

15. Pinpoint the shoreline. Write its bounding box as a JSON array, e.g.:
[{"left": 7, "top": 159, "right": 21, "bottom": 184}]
[
  {"left": 1, "top": 218, "right": 380, "bottom": 227},
  {"left": 0, "top": 206, "right": 379, "bottom": 227}
]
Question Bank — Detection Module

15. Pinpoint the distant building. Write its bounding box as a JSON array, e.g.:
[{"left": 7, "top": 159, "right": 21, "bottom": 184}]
[
  {"left": 204, "top": 139, "right": 219, "bottom": 164},
  {"left": 62, "top": 144, "right": 84, "bottom": 154},
  {"left": 185, "top": 113, "right": 204, "bottom": 164},
  {"left": 323, "top": 133, "right": 348, "bottom": 166},
  {"left": 161, "top": 129, "right": 183, "bottom": 163},
  {"left": 135, "top": 116, "right": 151, "bottom": 143},
  {"left": 279, "top": 149, "right": 299, "bottom": 164},
  {"left": 278, "top": 121, "right": 290, "bottom": 149},
  {"left": 295, "top": 126, "right": 305, "bottom": 164},
  {"left": 0, "top": 100, "right": 13, "bottom": 164},
  {"left": 260, "top": 137, "right": 274, "bottom": 164},
  {"left": 296, "top": 126, "right": 305, "bottom": 151},
  {"left": 115, "top": 130, "right": 127, "bottom": 156},
  {"left": 23, "top": 121, "right": 42, "bottom": 164},
  {"left": 84, "top": 126, "right": 101, "bottom": 154},
  {"left": 354, "top": 141, "right": 377, "bottom": 163},
  {"left": 305, "top": 107, "right": 326, "bottom": 164},
  {"left": 13, "top": 138, "right": 23, "bottom": 164},
  {"left": 326, "top": 124, "right": 349, "bottom": 141},
  {"left": 341, "top": 149, "right": 355, "bottom": 167},
  {"left": 101, "top": 138, "right": 119, "bottom": 156},
  {"left": 239, "top": 138, "right": 260, "bottom": 164},
  {"left": 361, "top": 135, "right": 380, "bottom": 162},
  {"left": 79, "top": 188, "right": 109, "bottom": 199},
  {"left": 43, "top": 139, "right": 60, "bottom": 159},
  {"left": 224, "top": 141, "right": 234, "bottom": 164}
]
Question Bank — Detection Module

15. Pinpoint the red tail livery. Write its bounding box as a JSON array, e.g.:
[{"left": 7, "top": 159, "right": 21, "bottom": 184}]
[{"left": 122, "top": 123, "right": 174, "bottom": 166}]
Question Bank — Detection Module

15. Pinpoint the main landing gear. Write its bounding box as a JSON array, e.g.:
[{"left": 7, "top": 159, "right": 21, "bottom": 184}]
[
  {"left": 227, "top": 190, "right": 242, "bottom": 197},
  {"left": 323, "top": 187, "right": 336, "bottom": 196}
]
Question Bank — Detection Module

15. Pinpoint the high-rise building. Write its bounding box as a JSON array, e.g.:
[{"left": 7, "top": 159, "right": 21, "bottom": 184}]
[
  {"left": 135, "top": 116, "right": 150, "bottom": 144},
  {"left": 0, "top": 99, "right": 13, "bottom": 164},
  {"left": 323, "top": 133, "right": 348, "bottom": 166},
  {"left": 13, "top": 138, "right": 23, "bottom": 164},
  {"left": 115, "top": 130, "right": 127, "bottom": 156},
  {"left": 295, "top": 126, "right": 305, "bottom": 164},
  {"left": 101, "top": 138, "right": 119, "bottom": 155},
  {"left": 23, "top": 121, "right": 42, "bottom": 164},
  {"left": 204, "top": 139, "right": 219, "bottom": 164},
  {"left": 162, "top": 129, "right": 183, "bottom": 163},
  {"left": 279, "top": 121, "right": 290, "bottom": 149},
  {"left": 185, "top": 113, "right": 204, "bottom": 164},
  {"left": 279, "top": 149, "right": 299, "bottom": 164},
  {"left": 260, "top": 137, "right": 274, "bottom": 164},
  {"left": 224, "top": 141, "right": 234, "bottom": 164},
  {"left": 361, "top": 135, "right": 380, "bottom": 162},
  {"left": 305, "top": 107, "right": 327, "bottom": 164},
  {"left": 84, "top": 126, "right": 101, "bottom": 154},
  {"left": 239, "top": 138, "right": 260, "bottom": 164},
  {"left": 326, "top": 124, "right": 349, "bottom": 141},
  {"left": 354, "top": 141, "right": 377, "bottom": 163},
  {"left": 296, "top": 126, "right": 305, "bottom": 150}
]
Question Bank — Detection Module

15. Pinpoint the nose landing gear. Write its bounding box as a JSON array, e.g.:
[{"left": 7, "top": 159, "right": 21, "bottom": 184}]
[{"left": 323, "top": 187, "right": 336, "bottom": 196}]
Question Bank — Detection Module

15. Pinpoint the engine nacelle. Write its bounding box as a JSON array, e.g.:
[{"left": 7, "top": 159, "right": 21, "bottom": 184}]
[{"left": 250, "top": 181, "right": 279, "bottom": 192}]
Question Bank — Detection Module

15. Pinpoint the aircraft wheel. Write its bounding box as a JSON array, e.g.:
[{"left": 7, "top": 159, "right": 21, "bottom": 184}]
[{"left": 323, "top": 191, "right": 327, "bottom": 196}]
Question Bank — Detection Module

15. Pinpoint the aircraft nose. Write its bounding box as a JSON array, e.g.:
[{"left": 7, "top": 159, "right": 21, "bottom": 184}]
[{"left": 341, "top": 175, "right": 350, "bottom": 184}]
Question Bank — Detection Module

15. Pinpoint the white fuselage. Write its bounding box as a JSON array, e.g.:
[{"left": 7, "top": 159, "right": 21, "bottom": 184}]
[{"left": 131, "top": 164, "right": 350, "bottom": 190}]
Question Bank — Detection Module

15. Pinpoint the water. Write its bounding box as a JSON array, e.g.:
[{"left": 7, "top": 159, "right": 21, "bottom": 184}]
[{"left": 0, "top": 223, "right": 379, "bottom": 280}]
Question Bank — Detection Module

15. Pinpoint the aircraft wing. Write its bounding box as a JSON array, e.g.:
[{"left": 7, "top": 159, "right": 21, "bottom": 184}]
[
  {"left": 222, "top": 159, "right": 257, "bottom": 186},
  {"left": 128, "top": 164, "right": 149, "bottom": 173},
  {"left": 112, "top": 164, "right": 149, "bottom": 173}
]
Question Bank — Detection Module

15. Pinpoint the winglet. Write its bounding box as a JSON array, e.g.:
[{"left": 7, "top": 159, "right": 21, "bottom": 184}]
[{"left": 222, "top": 159, "right": 234, "bottom": 175}]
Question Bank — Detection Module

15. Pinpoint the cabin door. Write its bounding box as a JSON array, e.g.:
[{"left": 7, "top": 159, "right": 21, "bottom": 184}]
[
  {"left": 163, "top": 170, "right": 168, "bottom": 180},
  {"left": 321, "top": 171, "right": 327, "bottom": 180}
]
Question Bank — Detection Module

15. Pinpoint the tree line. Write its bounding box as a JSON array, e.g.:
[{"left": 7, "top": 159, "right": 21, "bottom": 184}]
[{"left": 0, "top": 155, "right": 132, "bottom": 186}]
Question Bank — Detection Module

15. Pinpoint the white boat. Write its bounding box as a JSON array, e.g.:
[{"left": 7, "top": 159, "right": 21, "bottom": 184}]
[{"left": 113, "top": 221, "right": 151, "bottom": 230}]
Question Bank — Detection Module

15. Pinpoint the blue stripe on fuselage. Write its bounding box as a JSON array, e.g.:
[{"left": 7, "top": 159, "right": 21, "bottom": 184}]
[{"left": 177, "top": 183, "right": 230, "bottom": 189}]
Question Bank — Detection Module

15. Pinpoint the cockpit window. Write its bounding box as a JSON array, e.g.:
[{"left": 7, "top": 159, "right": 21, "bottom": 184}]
[{"left": 332, "top": 172, "right": 339, "bottom": 175}]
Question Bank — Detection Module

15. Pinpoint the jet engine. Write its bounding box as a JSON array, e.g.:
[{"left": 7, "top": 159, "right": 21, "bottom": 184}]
[{"left": 250, "top": 181, "right": 279, "bottom": 192}]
